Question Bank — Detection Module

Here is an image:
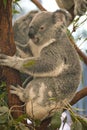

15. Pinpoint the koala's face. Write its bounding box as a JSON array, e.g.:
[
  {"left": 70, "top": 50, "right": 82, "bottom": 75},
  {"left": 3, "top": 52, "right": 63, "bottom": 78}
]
[
  {"left": 13, "top": 11, "right": 38, "bottom": 44},
  {"left": 28, "top": 10, "right": 71, "bottom": 46},
  {"left": 28, "top": 11, "right": 55, "bottom": 46}
]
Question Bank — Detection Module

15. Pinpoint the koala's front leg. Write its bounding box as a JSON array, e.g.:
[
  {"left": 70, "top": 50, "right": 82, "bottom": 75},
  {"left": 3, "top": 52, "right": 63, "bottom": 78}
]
[
  {"left": 74, "top": 0, "right": 87, "bottom": 15},
  {"left": 0, "top": 54, "right": 24, "bottom": 71},
  {"left": 10, "top": 85, "right": 25, "bottom": 102}
]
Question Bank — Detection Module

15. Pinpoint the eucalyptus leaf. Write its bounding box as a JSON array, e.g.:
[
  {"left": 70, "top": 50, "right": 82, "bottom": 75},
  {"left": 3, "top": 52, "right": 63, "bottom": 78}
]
[
  {"left": 0, "top": 106, "right": 9, "bottom": 124},
  {"left": 0, "top": 111, "right": 8, "bottom": 124},
  {"left": 71, "top": 120, "right": 82, "bottom": 130},
  {"left": 76, "top": 115, "right": 87, "bottom": 130},
  {"left": 34, "top": 119, "right": 41, "bottom": 127},
  {"left": 50, "top": 111, "right": 62, "bottom": 130},
  {"left": 70, "top": 107, "right": 87, "bottom": 130},
  {"left": 12, "top": 9, "right": 20, "bottom": 14},
  {"left": 15, "top": 114, "right": 27, "bottom": 122},
  {"left": 23, "top": 60, "right": 35, "bottom": 68},
  {"left": 0, "top": 106, "right": 9, "bottom": 113},
  {"left": 18, "top": 122, "right": 29, "bottom": 130},
  {"left": 0, "top": 125, "right": 8, "bottom": 130},
  {"left": 0, "top": 81, "right": 6, "bottom": 88}
]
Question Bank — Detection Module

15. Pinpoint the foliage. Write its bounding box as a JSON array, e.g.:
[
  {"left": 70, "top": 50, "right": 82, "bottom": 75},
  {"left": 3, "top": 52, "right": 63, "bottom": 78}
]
[
  {"left": 49, "top": 111, "right": 62, "bottom": 130},
  {"left": 49, "top": 105, "right": 87, "bottom": 130},
  {"left": 69, "top": 106, "right": 87, "bottom": 130},
  {"left": 23, "top": 60, "right": 36, "bottom": 68},
  {"left": 0, "top": 82, "right": 29, "bottom": 130},
  {"left": 1, "top": 85, "right": 87, "bottom": 130},
  {"left": 12, "top": 0, "right": 22, "bottom": 14}
]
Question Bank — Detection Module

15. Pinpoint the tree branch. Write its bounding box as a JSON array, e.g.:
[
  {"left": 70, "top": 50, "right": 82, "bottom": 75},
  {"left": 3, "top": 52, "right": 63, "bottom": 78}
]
[
  {"left": 31, "top": 0, "right": 46, "bottom": 11},
  {"left": 70, "top": 87, "right": 87, "bottom": 105},
  {"left": 0, "top": 0, "right": 24, "bottom": 119}
]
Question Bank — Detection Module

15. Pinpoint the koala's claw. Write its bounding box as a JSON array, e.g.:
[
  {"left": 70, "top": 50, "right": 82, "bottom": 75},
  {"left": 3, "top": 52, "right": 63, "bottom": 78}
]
[
  {"left": 10, "top": 85, "right": 24, "bottom": 94},
  {"left": 10, "top": 85, "right": 25, "bottom": 102},
  {"left": 0, "top": 54, "right": 7, "bottom": 64},
  {"left": 0, "top": 57, "right": 7, "bottom": 66},
  {"left": 0, "top": 54, "right": 13, "bottom": 66}
]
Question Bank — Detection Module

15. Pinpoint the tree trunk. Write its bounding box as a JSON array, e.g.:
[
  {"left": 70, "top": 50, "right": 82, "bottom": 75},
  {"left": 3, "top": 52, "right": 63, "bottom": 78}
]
[{"left": 0, "top": 0, "right": 23, "bottom": 118}]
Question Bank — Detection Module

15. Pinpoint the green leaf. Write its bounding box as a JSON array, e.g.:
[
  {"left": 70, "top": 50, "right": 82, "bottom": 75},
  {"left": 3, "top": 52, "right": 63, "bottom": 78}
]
[
  {"left": 76, "top": 115, "right": 87, "bottom": 130},
  {"left": 0, "top": 106, "right": 9, "bottom": 124},
  {"left": 15, "top": 114, "right": 27, "bottom": 122},
  {"left": 71, "top": 120, "right": 82, "bottom": 130},
  {"left": 69, "top": 107, "right": 87, "bottom": 130},
  {"left": 50, "top": 111, "right": 62, "bottom": 130},
  {"left": 23, "top": 60, "right": 35, "bottom": 68},
  {"left": 17, "top": 122, "right": 29, "bottom": 130},
  {"left": 34, "top": 119, "right": 41, "bottom": 127},
  {"left": 0, "top": 81, "right": 6, "bottom": 88},
  {"left": 3, "top": 0, "right": 7, "bottom": 8},
  {"left": 12, "top": 9, "right": 20, "bottom": 14},
  {"left": 0, "top": 106, "right": 9, "bottom": 113}
]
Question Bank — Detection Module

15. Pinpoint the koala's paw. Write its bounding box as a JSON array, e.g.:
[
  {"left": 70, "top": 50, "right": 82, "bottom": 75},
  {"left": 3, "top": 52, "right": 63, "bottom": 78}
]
[
  {"left": 74, "top": 0, "right": 87, "bottom": 16},
  {"left": 10, "top": 85, "right": 25, "bottom": 102},
  {"left": 0, "top": 54, "right": 10, "bottom": 65},
  {"left": 0, "top": 54, "right": 18, "bottom": 67}
]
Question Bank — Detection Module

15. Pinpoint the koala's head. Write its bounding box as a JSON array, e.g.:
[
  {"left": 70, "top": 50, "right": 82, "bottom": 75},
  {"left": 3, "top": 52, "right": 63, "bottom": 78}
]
[
  {"left": 13, "top": 10, "right": 38, "bottom": 44},
  {"left": 28, "top": 9, "right": 72, "bottom": 46}
]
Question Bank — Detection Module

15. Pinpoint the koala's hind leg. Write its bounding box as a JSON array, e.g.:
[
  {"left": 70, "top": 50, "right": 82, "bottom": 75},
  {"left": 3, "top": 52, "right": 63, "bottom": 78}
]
[{"left": 10, "top": 85, "right": 25, "bottom": 102}]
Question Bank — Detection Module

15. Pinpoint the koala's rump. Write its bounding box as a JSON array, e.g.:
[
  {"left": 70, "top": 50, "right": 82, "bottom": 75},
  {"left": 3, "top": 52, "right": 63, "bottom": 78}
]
[
  {"left": 25, "top": 74, "right": 79, "bottom": 119},
  {"left": 25, "top": 78, "right": 58, "bottom": 119}
]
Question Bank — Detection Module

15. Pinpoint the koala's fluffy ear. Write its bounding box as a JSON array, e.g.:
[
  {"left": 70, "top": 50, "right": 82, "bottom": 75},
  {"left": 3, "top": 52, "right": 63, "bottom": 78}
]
[{"left": 53, "top": 9, "right": 72, "bottom": 26}]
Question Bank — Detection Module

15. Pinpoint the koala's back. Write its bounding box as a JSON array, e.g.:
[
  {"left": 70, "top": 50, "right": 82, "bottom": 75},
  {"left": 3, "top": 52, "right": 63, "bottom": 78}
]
[{"left": 42, "top": 37, "right": 81, "bottom": 96}]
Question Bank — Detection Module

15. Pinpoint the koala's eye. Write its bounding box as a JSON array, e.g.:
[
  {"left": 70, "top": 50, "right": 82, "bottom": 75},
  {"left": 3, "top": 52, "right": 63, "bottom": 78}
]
[{"left": 40, "top": 26, "right": 45, "bottom": 31}]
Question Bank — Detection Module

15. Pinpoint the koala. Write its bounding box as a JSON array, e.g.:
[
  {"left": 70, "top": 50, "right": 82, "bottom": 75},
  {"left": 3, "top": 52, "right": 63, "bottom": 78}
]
[
  {"left": 0, "top": 10, "right": 81, "bottom": 120},
  {"left": 56, "top": 0, "right": 87, "bottom": 16},
  {"left": 13, "top": 10, "right": 38, "bottom": 58},
  {"left": 13, "top": 11, "right": 38, "bottom": 85}
]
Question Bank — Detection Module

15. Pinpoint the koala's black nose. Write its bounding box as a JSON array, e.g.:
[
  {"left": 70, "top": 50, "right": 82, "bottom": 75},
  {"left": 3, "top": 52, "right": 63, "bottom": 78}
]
[{"left": 28, "top": 26, "right": 35, "bottom": 38}]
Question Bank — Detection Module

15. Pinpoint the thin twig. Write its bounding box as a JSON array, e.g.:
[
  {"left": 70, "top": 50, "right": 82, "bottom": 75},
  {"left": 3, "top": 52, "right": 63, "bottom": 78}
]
[{"left": 31, "top": 0, "right": 46, "bottom": 11}]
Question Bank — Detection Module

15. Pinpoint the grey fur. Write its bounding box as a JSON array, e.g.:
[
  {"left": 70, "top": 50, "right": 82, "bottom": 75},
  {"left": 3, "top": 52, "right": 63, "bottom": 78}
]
[
  {"left": 14, "top": 10, "right": 38, "bottom": 58},
  {"left": 0, "top": 10, "right": 81, "bottom": 120},
  {"left": 13, "top": 11, "right": 38, "bottom": 85},
  {"left": 56, "top": 0, "right": 87, "bottom": 16}
]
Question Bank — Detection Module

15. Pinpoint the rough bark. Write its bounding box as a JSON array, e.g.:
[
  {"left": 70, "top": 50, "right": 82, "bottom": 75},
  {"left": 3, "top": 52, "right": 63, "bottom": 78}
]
[{"left": 0, "top": 0, "right": 23, "bottom": 118}]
